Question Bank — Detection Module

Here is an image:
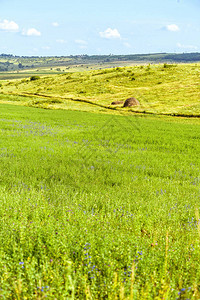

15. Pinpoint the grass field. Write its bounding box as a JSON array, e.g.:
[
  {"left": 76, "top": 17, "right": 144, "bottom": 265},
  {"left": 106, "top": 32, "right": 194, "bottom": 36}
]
[
  {"left": 0, "top": 63, "right": 200, "bottom": 117},
  {"left": 0, "top": 102, "right": 200, "bottom": 299}
]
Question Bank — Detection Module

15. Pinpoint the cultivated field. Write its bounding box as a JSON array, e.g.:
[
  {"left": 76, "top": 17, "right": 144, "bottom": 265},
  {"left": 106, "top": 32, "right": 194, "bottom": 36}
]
[{"left": 0, "top": 102, "right": 200, "bottom": 299}]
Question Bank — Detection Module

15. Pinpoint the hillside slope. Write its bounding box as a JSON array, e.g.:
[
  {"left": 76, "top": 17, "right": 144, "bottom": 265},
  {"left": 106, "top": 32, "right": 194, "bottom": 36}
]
[{"left": 0, "top": 63, "right": 200, "bottom": 116}]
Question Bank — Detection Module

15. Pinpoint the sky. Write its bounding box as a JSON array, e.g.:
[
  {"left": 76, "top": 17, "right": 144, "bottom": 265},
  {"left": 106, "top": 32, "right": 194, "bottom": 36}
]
[{"left": 0, "top": 0, "right": 200, "bottom": 56}]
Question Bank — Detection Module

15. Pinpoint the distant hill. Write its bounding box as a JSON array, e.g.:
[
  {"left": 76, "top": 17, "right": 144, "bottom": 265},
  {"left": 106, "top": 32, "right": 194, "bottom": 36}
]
[
  {"left": 0, "top": 52, "right": 200, "bottom": 72},
  {"left": 81, "top": 52, "right": 200, "bottom": 63}
]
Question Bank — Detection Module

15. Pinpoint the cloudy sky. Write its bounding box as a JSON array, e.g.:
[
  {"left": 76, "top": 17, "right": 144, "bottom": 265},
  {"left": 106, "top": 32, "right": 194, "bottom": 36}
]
[{"left": 0, "top": 0, "right": 199, "bottom": 56}]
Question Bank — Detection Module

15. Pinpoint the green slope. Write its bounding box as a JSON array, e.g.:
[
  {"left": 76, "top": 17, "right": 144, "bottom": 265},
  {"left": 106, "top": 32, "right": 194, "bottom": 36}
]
[{"left": 0, "top": 63, "right": 200, "bottom": 116}]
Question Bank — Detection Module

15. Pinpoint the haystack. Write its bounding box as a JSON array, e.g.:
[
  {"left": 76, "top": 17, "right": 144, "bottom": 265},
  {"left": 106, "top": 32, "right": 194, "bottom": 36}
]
[
  {"left": 123, "top": 97, "right": 140, "bottom": 107},
  {"left": 111, "top": 101, "right": 124, "bottom": 105}
]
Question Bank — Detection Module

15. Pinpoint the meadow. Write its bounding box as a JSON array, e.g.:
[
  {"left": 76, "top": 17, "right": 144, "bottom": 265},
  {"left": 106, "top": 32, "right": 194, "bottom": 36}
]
[
  {"left": 0, "top": 102, "right": 200, "bottom": 299},
  {"left": 0, "top": 63, "right": 200, "bottom": 116}
]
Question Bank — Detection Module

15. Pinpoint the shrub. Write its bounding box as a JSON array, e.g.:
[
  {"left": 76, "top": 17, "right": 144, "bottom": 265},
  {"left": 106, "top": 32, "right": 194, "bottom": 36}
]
[
  {"left": 30, "top": 76, "right": 40, "bottom": 81},
  {"left": 146, "top": 64, "right": 151, "bottom": 71},
  {"left": 163, "top": 63, "right": 176, "bottom": 69}
]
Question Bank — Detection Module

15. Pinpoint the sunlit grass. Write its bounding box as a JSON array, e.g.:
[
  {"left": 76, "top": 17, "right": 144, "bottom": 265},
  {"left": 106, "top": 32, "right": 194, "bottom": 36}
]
[
  {"left": 1, "top": 63, "right": 200, "bottom": 116},
  {"left": 0, "top": 103, "right": 200, "bottom": 298}
]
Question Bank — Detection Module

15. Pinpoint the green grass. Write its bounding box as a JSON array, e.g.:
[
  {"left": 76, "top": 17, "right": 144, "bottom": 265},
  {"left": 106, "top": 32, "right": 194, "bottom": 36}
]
[
  {"left": 1, "top": 63, "right": 200, "bottom": 116},
  {"left": 0, "top": 103, "right": 200, "bottom": 298}
]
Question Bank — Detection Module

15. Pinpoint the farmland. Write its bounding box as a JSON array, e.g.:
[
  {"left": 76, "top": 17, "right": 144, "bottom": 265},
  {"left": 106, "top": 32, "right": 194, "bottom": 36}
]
[
  {"left": 0, "top": 60, "right": 200, "bottom": 298},
  {"left": 1, "top": 52, "right": 200, "bottom": 73}
]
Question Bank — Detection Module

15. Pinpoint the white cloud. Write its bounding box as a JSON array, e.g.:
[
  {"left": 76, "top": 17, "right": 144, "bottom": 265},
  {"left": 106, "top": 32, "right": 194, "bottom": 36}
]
[
  {"left": 75, "top": 39, "right": 88, "bottom": 45},
  {"left": 0, "top": 19, "right": 19, "bottom": 32},
  {"left": 123, "top": 42, "right": 131, "bottom": 48},
  {"left": 177, "top": 43, "right": 198, "bottom": 50},
  {"left": 22, "top": 28, "right": 41, "bottom": 36},
  {"left": 166, "top": 24, "right": 180, "bottom": 32},
  {"left": 56, "top": 39, "right": 66, "bottom": 44},
  {"left": 75, "top": 40, "right": 88, "bottom": 49},
  {"left": 99, "top": 28, "right": 121, "bottom": 39},
  {"left": 42, "top": 46, "right": 51, "bottom": 50},
  {"left": 52, "top": 22, "right": 59, "bottom": 27}
]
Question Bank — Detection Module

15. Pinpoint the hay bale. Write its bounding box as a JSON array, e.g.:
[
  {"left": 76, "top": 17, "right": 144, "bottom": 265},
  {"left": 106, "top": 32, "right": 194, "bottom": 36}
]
[
  {"left": 123, "top": 97, "right": 140, "bottom": 107},
  {"left": 111, "top": 101, "right": 124, "bottom": 105}
]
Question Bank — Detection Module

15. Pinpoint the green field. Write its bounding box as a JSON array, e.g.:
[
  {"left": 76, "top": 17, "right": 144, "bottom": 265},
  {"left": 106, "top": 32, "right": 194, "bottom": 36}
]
[
  {"left": 0, "top": 63, "right": 200, "bottom": 117},
  {"left": 0, "top": 102, "right": 200, "bottom": 299}
]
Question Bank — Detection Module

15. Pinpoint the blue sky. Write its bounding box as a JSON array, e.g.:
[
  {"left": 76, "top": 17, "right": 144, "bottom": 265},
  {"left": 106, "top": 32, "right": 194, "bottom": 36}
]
[{"left": 0, "top": 0, "right": 199, "bottom": 56}]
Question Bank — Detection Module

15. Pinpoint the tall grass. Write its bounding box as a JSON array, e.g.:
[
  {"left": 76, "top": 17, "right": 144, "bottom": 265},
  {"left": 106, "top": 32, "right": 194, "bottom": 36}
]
[{"left": 0, "top": 103, "right": 200, "bottom": 298}]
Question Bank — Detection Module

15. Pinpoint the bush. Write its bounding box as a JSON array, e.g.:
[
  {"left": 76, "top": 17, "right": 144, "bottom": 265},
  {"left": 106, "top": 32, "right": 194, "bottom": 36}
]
[
  {"left": 30, "top": 76, "right": 40, "bottom": 81},
  {"left": 163, "top": 63, "right": 176, "bottom": 69}
]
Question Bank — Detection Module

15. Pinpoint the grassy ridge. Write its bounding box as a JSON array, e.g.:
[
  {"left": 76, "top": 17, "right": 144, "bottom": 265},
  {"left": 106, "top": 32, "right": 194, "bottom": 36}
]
[
  {"left": 1, "top": 63, "right": 200, "bottom": 116},
  {"left": 0, "top": 103, "right": 200, "bottom": 298}
]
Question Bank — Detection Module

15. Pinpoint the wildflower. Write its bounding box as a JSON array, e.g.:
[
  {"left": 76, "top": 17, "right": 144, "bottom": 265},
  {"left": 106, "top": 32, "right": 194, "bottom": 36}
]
[{"left": 178, "top": 288, "right": 186, "bottom": 295}]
